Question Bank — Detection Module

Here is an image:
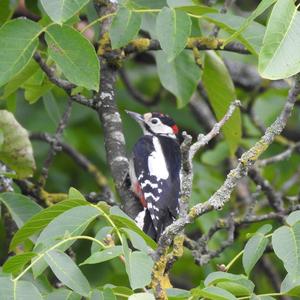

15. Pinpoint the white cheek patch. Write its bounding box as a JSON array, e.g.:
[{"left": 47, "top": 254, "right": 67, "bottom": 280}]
[{"left": 148, "top": 137, "right": 169, "bottom": 181}]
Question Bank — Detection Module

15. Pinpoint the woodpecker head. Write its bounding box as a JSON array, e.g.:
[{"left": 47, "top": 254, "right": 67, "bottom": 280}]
[{"left": 126, "top": 111, "right": 179, "bottom": 137}]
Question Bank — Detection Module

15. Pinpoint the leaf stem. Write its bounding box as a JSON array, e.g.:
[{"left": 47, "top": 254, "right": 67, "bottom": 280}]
[
  {"left": 225, "top": 250, "right": 244, "bottom": 271},
  {"left": 13, "top": 235, "right": 106, "bottom": 282}
]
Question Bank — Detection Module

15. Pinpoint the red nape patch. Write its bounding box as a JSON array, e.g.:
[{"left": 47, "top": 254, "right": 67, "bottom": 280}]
[{"left": 172, "top": 125, "right": 179, "bottom": 134}]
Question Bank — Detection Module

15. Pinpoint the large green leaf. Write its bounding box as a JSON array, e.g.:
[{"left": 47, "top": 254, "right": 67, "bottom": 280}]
[
  {"left": 0, "top": 19, "right": 42, "bottom": 87},
  {"left": 156, "top": 7, "right": 191, "bottom": 61},
  {"left": 0, "top": 277, "right": 43, "bottom": 300},
  {"left": 156, "top": 50, "right": 200, "bottom": 108},
  {"left": 122, "top": 236, "right": 153, "bottom": 290},
  {"left": 10, "top": 198, "right": 88, "bottom": 251},
  {"left": 45, "top": 249, "right": 90, "bottom": 297},
  {"left": 224, "top": 0, "right": 277, "bottom": 46},
  {"left": 46, "top": 289, "right": 81, "bottom": 300},
  {"left": 202, "top": 51, "right": 241, "bottom": 155},
  {"left": 41, "top": 0, "right": 89, "bottom": 24},
  {"left": 32, "top": 205, "right": 100, "bottom": 277},
  {"left": 109, "top": 7, "right": 142, "bottom": 49},
  {"left": 242, "top": 224, "right": 271, "bottom": 275},
  {"left": 2, "top": 252, "right": 37, "bottom": 275},
  {"left": 204, "top": 272, "right": 254, "bottom": 296},
  {"left": 0, "top": 193, "right": 41, "bottom": 228},
  {"left": 203, "top": 14, "right": 265, "bottom": 55},
  {"left": 81, "top": 246, "right": 123, "bottom": 265},
  {"left": 0, "top": 110, "right": 36, "bottom": 178},
  {"left": 45, "top": 24, "right": 100, "bottom": 91},
  {"left": 286, "top": 210, "right": 300, "bottom": 226},
  {"left": 258, "top": 0, "right": 300, "bottom": 79},
  {"left": 272, "top": 221, "right": 300, "bottom": 276}
]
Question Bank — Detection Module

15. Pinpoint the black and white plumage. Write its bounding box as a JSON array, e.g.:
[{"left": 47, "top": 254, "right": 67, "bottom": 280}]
[{"left": 126, "top": 111, "right": 181, "bottom": 241}]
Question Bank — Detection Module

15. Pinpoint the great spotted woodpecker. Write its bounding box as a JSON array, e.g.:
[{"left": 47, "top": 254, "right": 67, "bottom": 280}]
[{"left": 126, "top": 110, "right": 181, "bottom": 241}]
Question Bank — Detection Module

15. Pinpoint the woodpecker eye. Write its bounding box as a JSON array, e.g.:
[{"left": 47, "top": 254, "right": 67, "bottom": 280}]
[{"left": 150, "top": 118, "right": 159, "bottom": 124}]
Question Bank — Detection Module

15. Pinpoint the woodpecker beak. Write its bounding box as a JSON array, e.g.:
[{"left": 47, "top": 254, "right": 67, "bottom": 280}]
[{"left": 125, "top": 110, "right": 144, "bottom": 123}]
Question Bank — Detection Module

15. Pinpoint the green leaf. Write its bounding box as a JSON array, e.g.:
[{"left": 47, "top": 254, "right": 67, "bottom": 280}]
[
  {"left": 2, "top": 59, "right": 39, "bottom": 98},
  {"left": 167, "top": 1, "right": 218, "bottom": 15},
  {"left": 109, "top": 7, "right": 142, "bottom": 49},
  {"left": 111, "top": 286, "right": 133, "bottom": 298},
  {"left": 203, "top": 14, "right": 265, "bottom": 55},
  {"left": 32, "top": 205, "right": 100, "bottom": 277},
  {"left": 281, "top": 273, "right": 300, "bottom": 296},
  {"left": 41, "top": 0, "right": 89, "bottom": 24},
  {"left": 224, "top": 0, "right": 276, "bottom": 46},
  {"left": 45, "top": 24, "right": 100, "bottom": 91},
  {"left": 68, "top": 187, "right": 86, "bottom": 201},
  {"left": 156, "top": 50, "right": 200, "bottom": 108},
  {"left": 250, "top": 295, "right": 276, "bottom": 300},
  {"left": 0, "top": 129, "right": 3, "bottom": 150},
  {"left": 2, "top": 252, "right": 37, "bottom": 275},
  {"left": 122, "top": 228, "right": 148, "bottom": 252},
  {"left": 193, "top": 286, "right": 237, "bottom": 300},
  {"left": 0, "top": 277, "right": 43, "bottom": 300},
  {"left": 204, "top": 272, "right": 254, "bottom": 296},
  {"left": 127, "top": 251, "right": 154, "bottom": 290},
  {"left": 129, "top": 293, "right": 155, "bottom": 300},
  {"left": 46, "top": 289, "right": 81, "bottom": 300},
  {"left": 242, "top": 225, "right": 271, "bottom": 275},
  {"left": 44, "top": 249, "right": 90, "bottom": 297},
  {"left": 286, "top": 210, "right": 300, "bottom": 226},
  {"left": 259, "top": 0, "right": 300, "bottom": 79},
  {"left": 10, "top": 198, "right": 87, "bottom": 251},
  {"left": 110, "top": 214, "right": 156, "bottom": 249},
  {"left": 0, "top": 192, "right": 41, "bottom": 228},
  {"left": 81, "top": 246, "right": 123, "bottom": 265},
  {"left": 201, "top": 141, "right": 229, "bottom": 166},
  {"left": 0, "top": 19, "right": 42, "bottom": 87},
  {"left": 0, "top": 110, "right": 36, "bottom": 178},
  {"left": 156, "top": 7, "right": 191, "bottom": 61},
  {"left": 166, "top": 288, "right": 190, "bottom": 298},
  {"left": 202, "top": 51, "right": 241, "bottom": 155},
  {"left": 272, "top": 221, "right": 300, "bottom": 276}
]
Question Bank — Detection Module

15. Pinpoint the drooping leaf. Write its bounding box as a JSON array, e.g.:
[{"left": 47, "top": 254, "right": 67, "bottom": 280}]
[
  {"left": 156, "top": 50, "right": 200, "bottom": 108},
  {"left": 242, "top": 224, "right": 271, "bottom": 275},
  {"left": 272, "top": 221, "right": 300, "bottom": 276},
  {"left": 45, "top": 24, "right": 100, "bottom": 91},
  {"left": 0, "top": 193, "right": 41, "bottom": 228},
  {"left": 41, "top": 0, "right": 89, "bottom": 24},
  {"left": 203, "top": 14, "right": 265, "bottom": 55},
  {"left": 224, "top": 0, "right": 277, "bottom": 46},
  {"left": 45, "top": 249, "right": 90, "bottom": 297},
  {"left": 81, "top": 246, "right": 123, "bottom": 265},
  {"left": 156, "top": 7, "right": 191, "bottom": 61},
  {"left": 0, "top": 19, "right": 42, "bottom": 87},
  {"left": 280, "top": 273, "right": 300, "bottom": 296},
  {"left": 109, "top": 7, "right": 142, "bottom": 49},
  {"left": 202, "top": 51, "right": 241, "bottom": 155},
  {"left": 0, "top": 110, "right": 36, "bottom": 178},
  {"left": 0, "top": 277, "right": 43, "bottom": 300},
  {"left": 259, "top": 0, "right": 300, "bottom": 79},
  {"left": 2, "top": 252, "right": 37, "bottom": 275},
  {"left": 10, "top": 198, "right": 87, "bottom": 251}
]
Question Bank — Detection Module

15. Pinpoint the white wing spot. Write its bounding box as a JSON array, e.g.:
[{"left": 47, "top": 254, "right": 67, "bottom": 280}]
[
  {"left": 144, "top": 192, "right": 159, "bottom": 202},
  {"left": 135, "top": 209, "right": 146, "bottom": 229},
  {"left": 141, "top": 180, "right": 158, "bottom": 189}
]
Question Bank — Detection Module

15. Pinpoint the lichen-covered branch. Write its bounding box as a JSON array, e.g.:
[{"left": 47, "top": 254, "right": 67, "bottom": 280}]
[{"left": 151, "top": 74, "right": 300, "bottom": 299}]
